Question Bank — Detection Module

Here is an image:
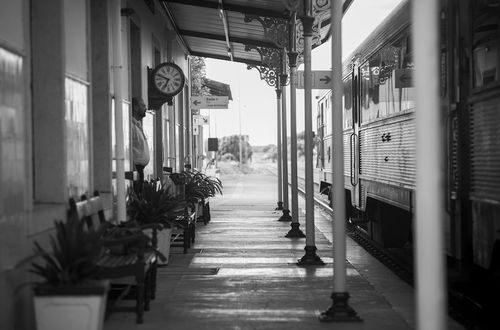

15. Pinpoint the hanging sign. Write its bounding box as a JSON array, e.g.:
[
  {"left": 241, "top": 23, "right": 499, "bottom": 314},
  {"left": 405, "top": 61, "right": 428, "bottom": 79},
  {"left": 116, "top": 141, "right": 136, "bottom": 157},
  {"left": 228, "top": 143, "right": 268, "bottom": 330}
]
[
  {"left": 193, "top": 115, "right": 210, "bottom": 126},
  {"left": 296, "top": 70, "right": 333, "bottom": 89},
  {"left": 191, "top": 96, "right": 229, "bottom": 109}
]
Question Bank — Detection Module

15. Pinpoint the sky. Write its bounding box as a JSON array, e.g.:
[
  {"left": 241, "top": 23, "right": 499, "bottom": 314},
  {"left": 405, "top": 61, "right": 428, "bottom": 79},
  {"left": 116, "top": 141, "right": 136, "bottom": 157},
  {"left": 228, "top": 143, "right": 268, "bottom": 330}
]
[{"left": 203, "top": 0, "right": 403, "bottom": 146}]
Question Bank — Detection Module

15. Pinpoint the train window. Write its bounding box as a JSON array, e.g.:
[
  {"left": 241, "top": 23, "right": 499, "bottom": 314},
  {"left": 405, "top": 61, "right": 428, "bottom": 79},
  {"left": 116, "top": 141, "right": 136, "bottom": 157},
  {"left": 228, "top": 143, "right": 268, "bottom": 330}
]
[
  {"left": 360, "top": 59, "right": 380, "bottom": 123},
  {"left": 343, "top": 76, "right": 353, "bottom": 128},
  {"left": 360, "top": 33, "right": 415, "bottom": 124},
  {"left": 325, "top": 94, "right": 332, "bottom": 135},
  {"left": 472, "top": 14, "right": 499, "bottom": 88}
]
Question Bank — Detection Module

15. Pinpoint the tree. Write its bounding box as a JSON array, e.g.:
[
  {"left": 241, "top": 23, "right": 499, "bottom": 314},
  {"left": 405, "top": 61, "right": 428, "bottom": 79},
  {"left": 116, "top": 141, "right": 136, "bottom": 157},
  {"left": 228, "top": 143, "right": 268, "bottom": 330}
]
[
  {"left": 217, "top": 135, "right": 253, "bottom": 163},
  {"left": 190, "top": 56, "right": 210, "bottom": 96}
]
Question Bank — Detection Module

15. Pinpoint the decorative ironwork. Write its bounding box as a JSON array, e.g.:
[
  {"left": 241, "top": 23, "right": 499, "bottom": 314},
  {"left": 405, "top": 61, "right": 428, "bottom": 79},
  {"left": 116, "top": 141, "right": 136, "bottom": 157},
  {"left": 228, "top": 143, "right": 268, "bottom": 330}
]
[
  {"left": 283, "top": 0, "right": 301, "bottom": 12},
  {"left": 283, "top": 0, "right": 329, "bottom": 55},
  {"left": 296, "top": 17, "right": 323, "bottom": 54},
  {"left": 313, "top": 0, "right": 330, "bottom": 13},
  {"left": 297, "top": 53, "right": 304, "bottom": 67},
  {"left": 247, "top": 65, "right": 279, "bottom": 87},
  {"left": 281, "top": 73, "right": 290, "bottom": 87},
  {"left": 283, "top": 0, "right": 330, "bottom": 16},
  {"left": 245, "top": 45, "right": 282, "bottom": 71},
  {"left": 244, "top": 15, "right": 289, "bottom": 49}
]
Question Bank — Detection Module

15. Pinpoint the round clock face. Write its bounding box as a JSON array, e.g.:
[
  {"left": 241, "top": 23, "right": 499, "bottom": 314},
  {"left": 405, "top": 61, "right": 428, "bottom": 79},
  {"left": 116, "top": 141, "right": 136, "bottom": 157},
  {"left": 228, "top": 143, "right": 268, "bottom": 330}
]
[{"left": 152, "top": 62, "right": 185, "bottom": 96}]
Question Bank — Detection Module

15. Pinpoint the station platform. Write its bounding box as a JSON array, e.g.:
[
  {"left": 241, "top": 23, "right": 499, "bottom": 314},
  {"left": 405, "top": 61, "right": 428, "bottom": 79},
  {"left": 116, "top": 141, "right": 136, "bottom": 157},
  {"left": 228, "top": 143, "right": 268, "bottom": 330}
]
[{"left": 103, "top": 171, "right": 465, "bottom": 330}]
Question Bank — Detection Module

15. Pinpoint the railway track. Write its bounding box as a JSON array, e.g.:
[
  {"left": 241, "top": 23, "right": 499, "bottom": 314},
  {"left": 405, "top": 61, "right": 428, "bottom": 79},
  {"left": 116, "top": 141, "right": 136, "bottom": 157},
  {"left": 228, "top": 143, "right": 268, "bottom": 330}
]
[{"left": 293, "top": 171, "right": 490, "bottom": 330}]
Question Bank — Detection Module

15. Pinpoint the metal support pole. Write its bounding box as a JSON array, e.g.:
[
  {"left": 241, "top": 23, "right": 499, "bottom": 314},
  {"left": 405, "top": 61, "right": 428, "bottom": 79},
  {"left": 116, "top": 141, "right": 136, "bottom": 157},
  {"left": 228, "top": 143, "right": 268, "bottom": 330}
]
[
  {"left": 286, "top": 13, "right": 305, "bottom": 238},
  {"left": 297, "top": 0, "right": 323, "bottom": 265},
  {"left": 276, "top": 80, "right": 284, "bottom": 211},
  {"left": 286, "top": 52, "right": 305, "bottom": 237},
  {"left": 279, "top": 54, "right": 292, "bottom": 221},
  {"left": 320, "top": 0, "right": 361, "bottom": 322},
  {"left": 168, "top": 105, "right": 176, "bottom": 170},
  {"left": 185, "top": 96, "right": 192, "bottom": 167},
  {"left": 414, "top": 1, "right": 446, "bottom": 329},
  {"left": 112, "top": 0, "right": 126, "bottom": 223},
  {"left": 179, "top": 99, "right": 185, "bottom": 170}
]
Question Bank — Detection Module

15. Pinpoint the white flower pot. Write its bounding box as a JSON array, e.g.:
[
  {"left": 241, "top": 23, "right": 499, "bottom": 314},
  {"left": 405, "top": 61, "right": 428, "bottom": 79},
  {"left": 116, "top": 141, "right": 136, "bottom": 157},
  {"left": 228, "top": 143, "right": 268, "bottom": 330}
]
[
  {"left": 34, "top": 283, "right": 108, "bottom": 330},
  {"left": 144, "top": 226, "right": 173, "bottom": 266},
  {"left": 156, "top": 226, "right": 173, "bottom": 265}
]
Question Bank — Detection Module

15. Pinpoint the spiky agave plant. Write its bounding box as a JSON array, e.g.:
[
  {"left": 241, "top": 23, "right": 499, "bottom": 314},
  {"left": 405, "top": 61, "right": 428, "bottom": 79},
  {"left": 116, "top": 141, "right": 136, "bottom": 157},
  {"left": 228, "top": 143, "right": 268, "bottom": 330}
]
[
  {"left": 30, "top": 217, "right": 106, "bottom": 287},
  {"left": 127, "top": 181, "right": 186, "bottom": 227}
]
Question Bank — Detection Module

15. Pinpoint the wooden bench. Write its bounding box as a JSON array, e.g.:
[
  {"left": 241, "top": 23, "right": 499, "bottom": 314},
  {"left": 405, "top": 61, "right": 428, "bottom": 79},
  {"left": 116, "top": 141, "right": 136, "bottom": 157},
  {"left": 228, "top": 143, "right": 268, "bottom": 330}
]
[
  {"left": 194, "top": 198, "right": 211, "bottom": 225},
  {"left": 69, "top": 191, "right": 160, "bottom": 324},
  {"left": 170, "top": 208, "right": 196, "bottom": 254}
]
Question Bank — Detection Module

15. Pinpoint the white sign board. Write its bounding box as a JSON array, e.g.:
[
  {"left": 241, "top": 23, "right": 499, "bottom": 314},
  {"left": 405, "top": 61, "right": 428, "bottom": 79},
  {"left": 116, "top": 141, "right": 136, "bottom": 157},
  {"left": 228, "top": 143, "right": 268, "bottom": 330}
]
[
  {"left": 193, "top": 126, "right": 199, "bottom": 135},
  {"left": 296, "top": 70, "right": 332, "bottom": 89},
  {"left": 193, "top": 115, "right": 210, "bottom": 126},
  {"left": 191, "top": 96, "right": 229, "bottom": 109}
]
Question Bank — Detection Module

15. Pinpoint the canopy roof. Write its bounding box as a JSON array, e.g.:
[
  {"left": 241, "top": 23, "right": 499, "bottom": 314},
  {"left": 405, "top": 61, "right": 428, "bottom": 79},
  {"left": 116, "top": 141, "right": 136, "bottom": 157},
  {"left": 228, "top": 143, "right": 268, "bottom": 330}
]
[{"left": 160, "top": 0, "right": 354, "bottom": 70}]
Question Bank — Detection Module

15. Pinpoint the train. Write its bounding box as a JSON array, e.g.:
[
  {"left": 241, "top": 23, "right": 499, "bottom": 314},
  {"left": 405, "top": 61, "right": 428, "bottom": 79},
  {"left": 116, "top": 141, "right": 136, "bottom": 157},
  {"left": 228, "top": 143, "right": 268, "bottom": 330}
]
[{"left": 316, "top": 0, "right": 500, "bottom": 284}]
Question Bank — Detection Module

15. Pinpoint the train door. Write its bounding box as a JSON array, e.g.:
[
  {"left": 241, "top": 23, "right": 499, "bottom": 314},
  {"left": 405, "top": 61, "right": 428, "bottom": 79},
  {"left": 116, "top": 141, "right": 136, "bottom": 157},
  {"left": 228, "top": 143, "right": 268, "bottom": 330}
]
[{"left": 343, "top": 70, "right": 360, "bottom": 210}]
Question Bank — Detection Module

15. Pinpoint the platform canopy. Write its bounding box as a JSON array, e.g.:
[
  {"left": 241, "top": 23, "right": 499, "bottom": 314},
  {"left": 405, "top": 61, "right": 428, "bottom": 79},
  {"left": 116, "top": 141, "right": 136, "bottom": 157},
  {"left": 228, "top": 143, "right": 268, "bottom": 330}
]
[{"left": 160, "top": 0, "right": 354, "bottom": 70}]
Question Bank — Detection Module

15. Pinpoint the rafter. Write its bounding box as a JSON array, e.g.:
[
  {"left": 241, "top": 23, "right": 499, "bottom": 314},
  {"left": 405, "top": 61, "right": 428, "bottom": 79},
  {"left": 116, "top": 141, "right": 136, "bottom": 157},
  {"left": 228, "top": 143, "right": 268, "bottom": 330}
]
[
  {"left": 190, "top": 51, "right": 263, "bottom": 67},
  {"left": 179, "top": 29, "right": 279, "bottom": 49},
  {"left": 162, "top": 0, "right": 288, "bottom": 19}
]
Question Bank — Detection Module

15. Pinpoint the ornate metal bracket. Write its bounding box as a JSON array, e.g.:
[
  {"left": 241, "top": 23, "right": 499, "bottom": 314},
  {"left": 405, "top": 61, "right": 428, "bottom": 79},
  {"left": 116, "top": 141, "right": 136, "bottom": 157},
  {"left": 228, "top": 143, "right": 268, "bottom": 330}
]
[
  {"left": 283, "top": 0, "right": 330, "bottom": 14},
  {"left": 245, "top": 45, "right": 290, "bottom": 78},
  {"left": 247, "top": 65, "right": 279, "bottom": 87},
  {"left": 245, "top": 45, "right": 282, "bottom": 71},
  {"left": 283, "top": 0, "right": 330, "bottom": 55},
  {"left": 244, "top": 15, "right": 289, "bottom": 49},
  {"left": 295, "top": 19, "right": 322, "bottom": 53}
]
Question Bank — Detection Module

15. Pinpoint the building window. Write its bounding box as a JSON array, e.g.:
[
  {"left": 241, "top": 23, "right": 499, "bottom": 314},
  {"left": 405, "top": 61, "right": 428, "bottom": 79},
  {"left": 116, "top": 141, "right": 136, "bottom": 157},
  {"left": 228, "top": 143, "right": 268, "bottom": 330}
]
[{"left": 65, "top": 77, "right": 89, "bottom": 198}]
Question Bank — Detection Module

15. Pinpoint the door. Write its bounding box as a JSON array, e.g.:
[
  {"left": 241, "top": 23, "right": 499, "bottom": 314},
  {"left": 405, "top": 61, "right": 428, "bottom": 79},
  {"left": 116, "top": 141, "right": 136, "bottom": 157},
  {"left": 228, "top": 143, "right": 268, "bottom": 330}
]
[{"left": 344, "top": 70, "right": 360, "bottom": 208}]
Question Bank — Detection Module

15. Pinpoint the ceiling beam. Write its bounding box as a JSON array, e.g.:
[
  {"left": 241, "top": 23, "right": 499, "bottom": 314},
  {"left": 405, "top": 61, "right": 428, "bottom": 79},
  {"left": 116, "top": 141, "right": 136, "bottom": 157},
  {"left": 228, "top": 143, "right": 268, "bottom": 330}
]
[
  {"left": 159, "top": 2, "right": 191, "bottom": 55},
  {"left": 190, "top": 51, "right": 263, "bottom": 67},
  {"left": 162, "top": 0, "right": 288, "bottom": 19},
  {"left": 179, "top": 29, "right": 279, "bottom": 49}
]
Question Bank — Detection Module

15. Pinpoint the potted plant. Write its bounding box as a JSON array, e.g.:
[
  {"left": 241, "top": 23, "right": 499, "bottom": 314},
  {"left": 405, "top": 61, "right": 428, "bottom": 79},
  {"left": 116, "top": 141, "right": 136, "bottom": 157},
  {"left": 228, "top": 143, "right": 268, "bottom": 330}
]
[
  {"left": 127, "top": 181, "right": 186, "bottom": 265},
  {"left": 28, "top": 215, "right": 109, "bottom": 330},
  {"left": 182, "top": 169, "right": 222, "bottom": 223}
]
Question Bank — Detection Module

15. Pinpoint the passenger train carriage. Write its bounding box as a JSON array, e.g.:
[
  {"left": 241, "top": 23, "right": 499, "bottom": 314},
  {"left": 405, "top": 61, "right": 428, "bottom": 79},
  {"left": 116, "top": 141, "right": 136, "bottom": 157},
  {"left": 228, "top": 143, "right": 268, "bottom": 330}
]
[{"left": 316, "top": 0, "right": 500, "bottom": 280}]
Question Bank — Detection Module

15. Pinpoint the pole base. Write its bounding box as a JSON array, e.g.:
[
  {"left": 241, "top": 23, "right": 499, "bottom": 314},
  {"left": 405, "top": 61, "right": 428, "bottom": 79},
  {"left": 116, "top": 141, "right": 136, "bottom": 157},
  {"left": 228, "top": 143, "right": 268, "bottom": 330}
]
[
  {"left": 319, "top": 292, "right": 362, "bottom": 322},
  {"left": 278, "top": 209, "right": 292, "bottom": 222},
  {"left": 297, "top": 246, "right": 325, "bottom": 266},
  {"left": 285, "top": 222, "right": 306, "bottom": 238},
  {"left": 275, "top": 201, "right": 283, "bottom": 211}
]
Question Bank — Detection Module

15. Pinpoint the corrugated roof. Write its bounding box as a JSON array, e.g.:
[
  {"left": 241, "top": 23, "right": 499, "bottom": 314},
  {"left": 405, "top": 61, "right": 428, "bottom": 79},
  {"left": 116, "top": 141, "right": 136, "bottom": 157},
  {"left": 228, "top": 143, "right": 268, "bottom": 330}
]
[{"left": 161, "top": 0, "right": 354, "bottom": 70}]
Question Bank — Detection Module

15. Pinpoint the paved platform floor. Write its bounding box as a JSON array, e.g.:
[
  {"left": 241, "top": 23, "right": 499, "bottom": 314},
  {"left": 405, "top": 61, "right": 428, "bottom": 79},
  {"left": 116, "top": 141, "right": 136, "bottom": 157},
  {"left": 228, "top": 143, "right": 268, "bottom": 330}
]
[{"left": 103, "top": 172, "right": 465, "bottom": 330}]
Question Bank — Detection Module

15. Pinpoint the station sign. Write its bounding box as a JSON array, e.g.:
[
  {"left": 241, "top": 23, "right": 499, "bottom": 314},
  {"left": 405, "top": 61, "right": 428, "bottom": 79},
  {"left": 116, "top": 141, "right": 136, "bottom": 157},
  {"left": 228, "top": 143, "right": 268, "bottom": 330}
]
[
  {"left": 208, "top": 137, "right": 219, "bottom": 151},
  {"left": 296, "top": 70, "right": 333, "bottom": 89},
  {"left": 193, "top": 115, "right": 210, "bottom": 126},
  {"left": 191, "top": 96, "right": 229, "bottom": 109}
]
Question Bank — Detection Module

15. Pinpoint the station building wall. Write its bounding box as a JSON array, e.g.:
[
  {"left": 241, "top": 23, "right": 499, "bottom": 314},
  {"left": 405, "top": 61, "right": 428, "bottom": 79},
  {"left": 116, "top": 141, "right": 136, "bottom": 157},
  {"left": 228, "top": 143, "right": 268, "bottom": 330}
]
[{"left": 0, "top": 0, "right": 190, "bottom": 328}]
